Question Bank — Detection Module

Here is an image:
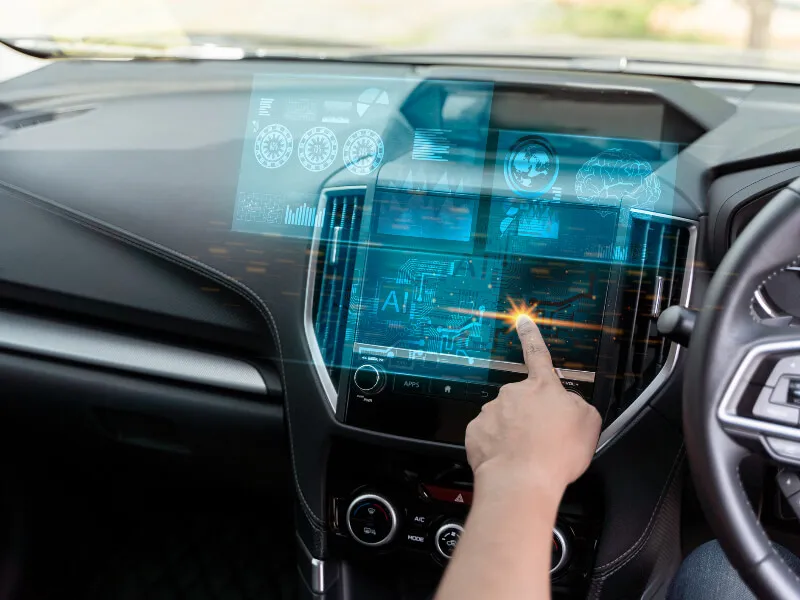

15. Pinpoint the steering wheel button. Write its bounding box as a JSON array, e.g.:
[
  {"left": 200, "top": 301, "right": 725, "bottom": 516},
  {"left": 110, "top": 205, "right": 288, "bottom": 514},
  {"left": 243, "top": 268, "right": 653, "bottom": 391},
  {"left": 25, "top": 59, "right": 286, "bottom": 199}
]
[
  {"left": 785, "top": 492, "right": 800, "bottom": 521},
  {"left": 777, "top": 469, "right": 800, "bottom": 497},
  {"left": 765, "top": 356, "right": 800, "bottom": 387},
  {"left": 752, "top": 388, "right": 799, "bottom": 425},
  {"left": 788, "top": 380, "right": 800, "bottom": 404},
  {"left": 769, "top": 377, "right": 794, "bottom": 406}
]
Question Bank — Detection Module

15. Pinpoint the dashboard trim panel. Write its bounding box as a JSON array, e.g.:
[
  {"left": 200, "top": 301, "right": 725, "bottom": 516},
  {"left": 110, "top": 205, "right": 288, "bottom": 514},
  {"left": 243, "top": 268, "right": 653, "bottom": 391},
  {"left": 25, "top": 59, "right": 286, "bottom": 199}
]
[
  {"left": 0, "top": 309, "right": 268, "bottom": 394},
  {"left": 596, "top": 213, "right": 697, "bottom": 454},
  {"left": 304, "top": 186, "right": 368, "bottom": 413}
]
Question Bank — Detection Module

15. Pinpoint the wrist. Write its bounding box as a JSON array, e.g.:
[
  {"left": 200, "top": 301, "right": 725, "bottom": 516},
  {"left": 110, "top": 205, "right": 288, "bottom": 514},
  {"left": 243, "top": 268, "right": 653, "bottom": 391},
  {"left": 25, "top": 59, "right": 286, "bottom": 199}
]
[{"left": 472, "top": 459, "right": 566, "bottom": 514}]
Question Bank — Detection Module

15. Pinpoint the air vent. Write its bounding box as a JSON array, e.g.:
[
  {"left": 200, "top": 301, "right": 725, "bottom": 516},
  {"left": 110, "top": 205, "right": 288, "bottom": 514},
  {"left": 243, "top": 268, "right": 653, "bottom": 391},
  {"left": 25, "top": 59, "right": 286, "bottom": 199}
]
[
  {"left": 612, "top": 216, "right": 692, "bottom": 415},
  {"left": 311, "top": 190, "right": 366, "bottom": 390}
]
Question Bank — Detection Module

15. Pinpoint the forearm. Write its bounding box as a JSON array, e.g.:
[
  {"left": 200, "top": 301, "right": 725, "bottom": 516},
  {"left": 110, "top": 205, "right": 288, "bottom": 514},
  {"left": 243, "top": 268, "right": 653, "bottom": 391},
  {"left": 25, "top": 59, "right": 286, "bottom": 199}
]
[{"left": 434, "top": 472, "right": 564, "bottom": 600}]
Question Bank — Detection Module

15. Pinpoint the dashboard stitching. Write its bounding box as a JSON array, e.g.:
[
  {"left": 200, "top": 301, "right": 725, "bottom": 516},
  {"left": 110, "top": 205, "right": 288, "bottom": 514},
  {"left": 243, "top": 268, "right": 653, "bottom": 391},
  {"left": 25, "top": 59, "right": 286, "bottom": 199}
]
[
  {"left": 0, "top": 180, "right": 327, "bottom": 531},
  {"left": 593, "top": 445, "right": 685, "bottom": 572},
  {"left": 749, "top": 255, "right": 800, "bottom": 323}
]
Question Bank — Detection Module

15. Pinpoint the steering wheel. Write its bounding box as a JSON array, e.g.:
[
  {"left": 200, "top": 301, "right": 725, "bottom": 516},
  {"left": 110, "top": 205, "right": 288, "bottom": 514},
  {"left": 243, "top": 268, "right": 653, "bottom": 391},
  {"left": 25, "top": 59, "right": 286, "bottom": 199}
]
[{"left": 686, "top": 178, "right": 800, "bottom": 599}]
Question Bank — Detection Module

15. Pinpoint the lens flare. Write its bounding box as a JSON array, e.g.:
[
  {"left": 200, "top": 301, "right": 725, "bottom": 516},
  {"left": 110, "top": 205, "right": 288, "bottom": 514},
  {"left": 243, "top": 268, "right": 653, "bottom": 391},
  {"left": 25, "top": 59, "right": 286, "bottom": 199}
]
[
  {"left": 506, "top": 297, "right": 539, "bottom": 331},
  {"left": 444, "top": 296, "right": 620, "bottom": 335}
]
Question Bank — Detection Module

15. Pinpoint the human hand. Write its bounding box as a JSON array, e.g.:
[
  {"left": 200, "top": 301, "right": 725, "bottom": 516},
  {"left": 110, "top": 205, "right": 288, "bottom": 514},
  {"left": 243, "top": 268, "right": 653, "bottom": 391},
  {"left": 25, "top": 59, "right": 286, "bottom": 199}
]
[{"left": 465, "top": 315, "right": 601, "bottom": 497}]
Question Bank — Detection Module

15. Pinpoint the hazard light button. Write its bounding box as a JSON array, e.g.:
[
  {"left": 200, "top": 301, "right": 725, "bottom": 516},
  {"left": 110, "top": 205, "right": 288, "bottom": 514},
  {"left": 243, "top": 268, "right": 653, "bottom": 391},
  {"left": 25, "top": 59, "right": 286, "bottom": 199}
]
[{"left": 422, "top": 484, "right": 473, "bottom": 505}]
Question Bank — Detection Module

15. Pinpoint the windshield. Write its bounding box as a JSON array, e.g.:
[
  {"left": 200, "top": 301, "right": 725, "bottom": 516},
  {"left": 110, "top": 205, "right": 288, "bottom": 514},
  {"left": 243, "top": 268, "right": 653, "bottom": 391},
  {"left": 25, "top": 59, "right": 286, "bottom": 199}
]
[{"left": 2, "top": 0, "right": 800, "bottom": 73}]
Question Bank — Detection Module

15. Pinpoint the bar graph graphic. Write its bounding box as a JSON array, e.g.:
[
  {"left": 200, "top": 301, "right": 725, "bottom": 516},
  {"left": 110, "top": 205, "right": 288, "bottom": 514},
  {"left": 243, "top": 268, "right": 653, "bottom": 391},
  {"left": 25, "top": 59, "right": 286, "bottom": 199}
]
[
  {"left": 258, "top": 98, "right": 274, "bottom": 116},
  {"left": 412, "top": 128, "right": 452, "bottom": 162},
  {"left": 285, "top": 203, "right": 325, "bottom": 227}
]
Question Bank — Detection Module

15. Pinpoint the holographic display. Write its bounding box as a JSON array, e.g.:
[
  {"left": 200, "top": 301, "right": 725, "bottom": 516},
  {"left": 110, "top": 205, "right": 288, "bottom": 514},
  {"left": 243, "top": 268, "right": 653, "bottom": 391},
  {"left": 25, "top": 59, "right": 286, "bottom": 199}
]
[
  {"left": 503, "top": 135, "right": 560, "bottom": 198},
  {"left": 234, "top": 75, "right": 685, "bottom": 383},
  {"left": 233, "top": 75, "right": 494, "bottom": 237},
  {"left": 575, "top": 148, "right": 662, "bottom": 211},
  {"left": 493, "top": 130, "right": 679, "bottom": 216}
]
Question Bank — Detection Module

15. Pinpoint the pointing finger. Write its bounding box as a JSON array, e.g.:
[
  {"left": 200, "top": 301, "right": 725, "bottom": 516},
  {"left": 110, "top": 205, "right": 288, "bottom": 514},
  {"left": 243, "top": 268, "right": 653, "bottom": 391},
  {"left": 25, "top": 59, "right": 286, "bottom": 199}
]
[{"left": 516, "top": 314, "right": 555, "bottom": 380}]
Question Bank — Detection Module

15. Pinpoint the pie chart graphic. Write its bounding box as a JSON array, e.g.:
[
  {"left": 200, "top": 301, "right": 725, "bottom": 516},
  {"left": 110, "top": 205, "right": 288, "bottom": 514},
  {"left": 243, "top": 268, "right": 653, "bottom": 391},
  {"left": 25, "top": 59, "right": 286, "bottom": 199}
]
[{"left": 357, "top": 88, "right": 389, "bottom": 118}]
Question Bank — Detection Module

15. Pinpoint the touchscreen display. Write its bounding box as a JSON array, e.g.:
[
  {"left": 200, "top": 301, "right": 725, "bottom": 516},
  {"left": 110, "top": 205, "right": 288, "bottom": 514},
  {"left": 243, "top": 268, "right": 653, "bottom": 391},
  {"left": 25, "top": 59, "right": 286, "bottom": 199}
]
[{"left": 349, "top": 200, "right": 618, "bottom": 374}]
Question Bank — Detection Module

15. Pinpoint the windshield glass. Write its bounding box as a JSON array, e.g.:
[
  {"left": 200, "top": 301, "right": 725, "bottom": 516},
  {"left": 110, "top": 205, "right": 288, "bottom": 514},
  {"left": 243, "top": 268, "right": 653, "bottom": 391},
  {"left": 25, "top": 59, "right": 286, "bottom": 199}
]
[{"left": 2, "top": 0, "right": 800, "bottom": 72}]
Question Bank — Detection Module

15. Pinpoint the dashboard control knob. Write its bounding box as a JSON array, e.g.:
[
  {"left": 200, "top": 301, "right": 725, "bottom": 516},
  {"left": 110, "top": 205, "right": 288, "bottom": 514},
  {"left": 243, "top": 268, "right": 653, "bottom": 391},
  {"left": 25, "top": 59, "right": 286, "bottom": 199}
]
[
  {"left": 353, "top": 364, "right": 385, "bottom": 393},
  {"left": 346, "top": 493, "right": 398, "bottom": 547},
  {"left": 551, "top": 526, "right": 570, "bottom": 575},
  {"left": 434, "top": 520, "right": 464, "bottom": 560}
]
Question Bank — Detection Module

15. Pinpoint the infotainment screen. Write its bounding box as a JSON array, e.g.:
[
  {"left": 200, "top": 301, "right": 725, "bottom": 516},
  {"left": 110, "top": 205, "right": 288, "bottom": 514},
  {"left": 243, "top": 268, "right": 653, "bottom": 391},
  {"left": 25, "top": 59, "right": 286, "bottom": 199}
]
[
  {"left": 232, "top": 73, "right": 684, "bottom": 387},
  {"left": 347, "top": 198, "right": 619, "bottom": 377}
]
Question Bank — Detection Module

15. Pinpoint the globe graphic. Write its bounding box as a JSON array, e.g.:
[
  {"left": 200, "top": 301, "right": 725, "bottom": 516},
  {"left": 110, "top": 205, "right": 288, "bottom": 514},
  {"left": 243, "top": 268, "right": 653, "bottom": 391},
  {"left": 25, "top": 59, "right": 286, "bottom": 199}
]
[
  {"left": 575, "top": 148, "right": 662, "bottom": 212},
  {"left": 503, "top": 136, "right": 559, "bottom": 198}
]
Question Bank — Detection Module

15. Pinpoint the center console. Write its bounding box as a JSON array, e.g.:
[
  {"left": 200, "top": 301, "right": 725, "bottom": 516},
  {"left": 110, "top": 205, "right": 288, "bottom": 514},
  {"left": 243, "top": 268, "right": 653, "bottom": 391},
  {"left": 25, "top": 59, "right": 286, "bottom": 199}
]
[
  {"left": 239, "top": 74, "right": 705, "bottom": 598},
  {"left": 325, "top": 442, "right": 599, "bottom": 599}
]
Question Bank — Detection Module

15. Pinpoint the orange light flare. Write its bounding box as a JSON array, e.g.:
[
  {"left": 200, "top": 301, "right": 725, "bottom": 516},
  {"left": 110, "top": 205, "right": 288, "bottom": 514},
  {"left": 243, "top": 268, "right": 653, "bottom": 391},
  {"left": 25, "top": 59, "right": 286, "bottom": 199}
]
[{"left": 444, "top": 297, "right": 622, "bottom": 335}]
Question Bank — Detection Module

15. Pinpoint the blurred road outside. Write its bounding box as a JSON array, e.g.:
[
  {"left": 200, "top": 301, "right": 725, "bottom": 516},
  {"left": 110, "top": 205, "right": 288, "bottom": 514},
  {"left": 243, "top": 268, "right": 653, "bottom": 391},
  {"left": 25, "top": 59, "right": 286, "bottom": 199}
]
[{"left": 2, "top": 0, "right": 800, "bottom": 78}]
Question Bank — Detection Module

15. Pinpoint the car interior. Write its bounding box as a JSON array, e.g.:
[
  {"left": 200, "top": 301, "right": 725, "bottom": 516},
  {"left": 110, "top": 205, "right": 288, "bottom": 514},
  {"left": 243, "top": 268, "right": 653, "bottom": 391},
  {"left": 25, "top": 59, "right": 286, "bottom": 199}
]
[{"left": 4, "top": 26, "right": 800, "bottom": 600}]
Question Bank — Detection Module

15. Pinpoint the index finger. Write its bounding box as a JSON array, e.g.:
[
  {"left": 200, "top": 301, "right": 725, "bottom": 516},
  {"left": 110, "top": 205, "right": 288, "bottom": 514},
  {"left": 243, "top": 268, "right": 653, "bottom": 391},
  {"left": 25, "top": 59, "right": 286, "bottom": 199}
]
[{"left": 516, "top": 314, "right": 556, "bottom": 379}]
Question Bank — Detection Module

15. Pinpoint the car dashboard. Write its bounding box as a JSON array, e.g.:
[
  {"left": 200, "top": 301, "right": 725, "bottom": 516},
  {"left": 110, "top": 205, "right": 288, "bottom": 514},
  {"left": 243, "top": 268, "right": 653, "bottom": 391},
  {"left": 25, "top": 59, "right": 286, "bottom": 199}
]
[{"left": 1, "top": 56, "right": 800, "bottom": 599}]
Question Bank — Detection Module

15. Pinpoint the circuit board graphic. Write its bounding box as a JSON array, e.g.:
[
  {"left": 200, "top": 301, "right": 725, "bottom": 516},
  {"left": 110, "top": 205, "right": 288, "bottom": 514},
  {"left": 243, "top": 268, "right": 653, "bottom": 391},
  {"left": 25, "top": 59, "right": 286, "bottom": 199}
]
[
  {"left": 350, "top": 249, "right": 504, "bottom": 361},
  {"left": 490, "top": 259, "right": 612, "bottom": 370},
  {"left": 349, "top": 246, "right": 611, "bottom": 371}
]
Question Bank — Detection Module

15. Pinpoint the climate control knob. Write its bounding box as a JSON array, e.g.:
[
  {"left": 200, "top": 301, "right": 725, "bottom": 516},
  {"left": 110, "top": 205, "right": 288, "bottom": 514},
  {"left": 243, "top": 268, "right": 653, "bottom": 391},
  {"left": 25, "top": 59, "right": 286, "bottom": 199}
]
[
  {"left": 434, "top": 520, "right": 464, "bottom": 559},
  {"left": 551, "top": 526, "right": 570, "bottom": 575},
  {"left": 353, "top": 364, "right": 385, "bottom": 394},
  {"left": 346, "top": 493, "right": 398, "bottom": 547}
]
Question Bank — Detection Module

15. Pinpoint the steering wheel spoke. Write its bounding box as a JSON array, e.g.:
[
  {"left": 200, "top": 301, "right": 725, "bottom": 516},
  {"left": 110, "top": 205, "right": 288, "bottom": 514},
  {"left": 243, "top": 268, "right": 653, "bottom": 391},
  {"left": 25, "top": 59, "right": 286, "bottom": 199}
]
[{"left": 718, "top": 334, "right": 800, "bottom": 460}]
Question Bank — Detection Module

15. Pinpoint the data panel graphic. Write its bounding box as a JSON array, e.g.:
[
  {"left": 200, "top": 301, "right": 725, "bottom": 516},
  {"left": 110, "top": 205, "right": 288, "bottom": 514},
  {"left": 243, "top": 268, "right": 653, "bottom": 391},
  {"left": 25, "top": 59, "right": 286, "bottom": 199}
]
[
  {"left": 232, "top": 74, "right": 494, "bottom": 238},
  {"left": 374, "top": 190, "right": 478, "bottom": 245}
]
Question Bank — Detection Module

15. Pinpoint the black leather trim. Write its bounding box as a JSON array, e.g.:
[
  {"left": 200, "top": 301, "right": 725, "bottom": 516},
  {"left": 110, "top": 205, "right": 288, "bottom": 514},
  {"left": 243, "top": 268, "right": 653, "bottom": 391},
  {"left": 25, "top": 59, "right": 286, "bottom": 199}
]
[
  {"left": 684, "top": 178, "right": 800, "bottom": 599},
  {"left": 588, "top": 449, "right": 684, "bottom": 599}
]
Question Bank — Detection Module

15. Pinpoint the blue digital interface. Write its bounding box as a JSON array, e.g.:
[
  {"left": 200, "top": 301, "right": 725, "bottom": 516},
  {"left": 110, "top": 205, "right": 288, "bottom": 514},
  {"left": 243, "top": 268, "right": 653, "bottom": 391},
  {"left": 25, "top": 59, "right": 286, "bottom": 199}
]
[
  {"left": 232, "top": 75, "right": 493, "bottom": 237},
  {"left": 485, "top": 201, "right": 620, "bottom": 261},
  {"left": 374, "top": 190, "right": 477, "bottom": 243},
  {"left": 492, "top": 130, "right": 679, "bottom": 216},
  {"left": 351, "top": 250, "right": 503, "bottom": 363},
  {"left": 348, "top": 246, "right": 612, "bottom": 373},
  {"left": 233, "top": 74, "right": 684, "bottom": 378}
]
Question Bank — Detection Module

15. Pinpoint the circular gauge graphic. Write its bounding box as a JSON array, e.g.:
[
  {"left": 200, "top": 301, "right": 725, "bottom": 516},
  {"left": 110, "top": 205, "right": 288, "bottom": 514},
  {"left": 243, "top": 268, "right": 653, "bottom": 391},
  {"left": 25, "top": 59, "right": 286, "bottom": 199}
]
[
  {"left": 297, "top": 126, "right": 338, "bottom": 172},
  {"left": 254, "top": 124, "right": 293, "bottom": 169},
  {"left": 575, "top": 148, "right": 661, "bottom": 213},
  {"left": 503, "top": 135, "right": 559, "bottom": 198},
  {"left": 343, "top": 129, "right": 385, "bottom": 175}
]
